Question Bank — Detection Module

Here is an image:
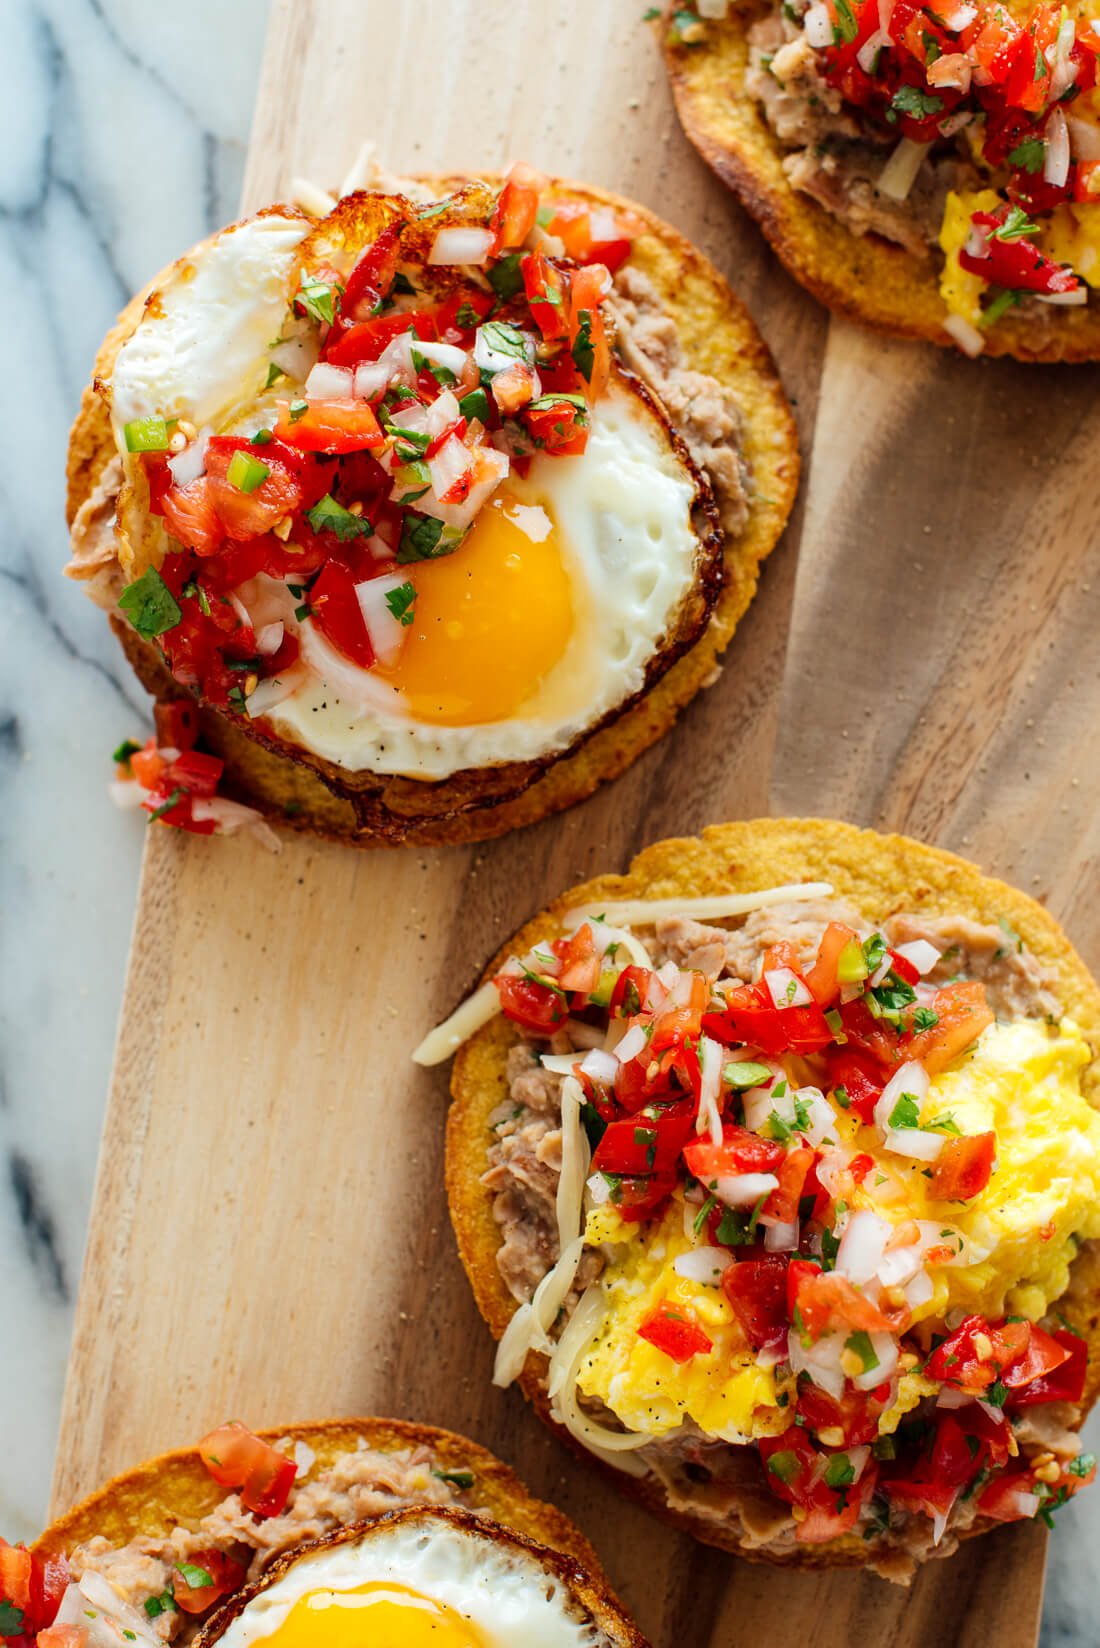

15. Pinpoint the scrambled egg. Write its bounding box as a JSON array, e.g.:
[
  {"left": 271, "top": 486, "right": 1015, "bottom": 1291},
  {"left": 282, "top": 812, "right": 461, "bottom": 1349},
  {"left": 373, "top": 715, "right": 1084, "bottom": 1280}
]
[
  {"left": 1041, "top": 204, "right": 1100, "bottom": 289},
  {"left": 938, "top": 188, "right": 1002, "bottom": 328},
  {"left": 578, "top": 1020, "right": 1100, "bottom": 1443}
]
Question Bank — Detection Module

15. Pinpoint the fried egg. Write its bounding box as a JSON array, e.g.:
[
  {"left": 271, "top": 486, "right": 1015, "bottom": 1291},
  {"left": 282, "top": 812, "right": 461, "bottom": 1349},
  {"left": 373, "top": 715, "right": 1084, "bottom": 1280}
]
[
  {"left": 205, "top": 1513, "right": 618, "bottom": 1648},
  {"left": 107, "top": 212, "right": 716, "bottom": 781},
  {"left": 578, "top": 1019, "right": 1100, "bottom": 1445}
]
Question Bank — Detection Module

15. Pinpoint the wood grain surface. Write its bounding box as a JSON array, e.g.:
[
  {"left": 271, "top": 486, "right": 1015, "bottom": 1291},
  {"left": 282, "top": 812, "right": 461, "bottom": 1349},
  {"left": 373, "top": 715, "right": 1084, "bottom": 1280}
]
[{"left": 50, "top": 0, "right": 1100, "bottom": 1643}]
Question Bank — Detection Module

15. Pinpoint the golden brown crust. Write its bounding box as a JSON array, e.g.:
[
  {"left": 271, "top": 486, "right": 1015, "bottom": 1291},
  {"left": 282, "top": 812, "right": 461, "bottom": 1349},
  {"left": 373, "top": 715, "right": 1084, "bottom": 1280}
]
[
  {"left": 34, "top": 1417, "right": 599, "bottom": 1576},
  {"left": 194, "top": 1504, "right": 649, "bottom": 1648},
  {"left": 663, "top": 6, "right": 1100, "bottom": 362},
  {"left": 445, "top": 817, "right": 1100, "bottom": 1565},
  {"left": 66, "top": 175, "right": 798, "bottom": 848}
]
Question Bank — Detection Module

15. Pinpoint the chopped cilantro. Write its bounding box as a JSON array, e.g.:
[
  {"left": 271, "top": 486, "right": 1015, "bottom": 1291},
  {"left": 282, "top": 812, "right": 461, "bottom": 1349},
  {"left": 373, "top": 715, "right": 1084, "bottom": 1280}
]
[
  {"left": 264, "top": 362, "right": 286, "bottom": 389},
  {"left": 0, "top": 1603, "right": 26, "bottom": 1636},
  {"left": 305, "top": 494, "right": 374, "bottom": 541},
  {"left": 571, "top": 310, "right": 596, "bottom": 381},
  {"left": 454, "top": 301, "right": 481, "bottom": 329},
  {"left": 297, "top": 275, "right": 337, "bottom": 326},
  {"left": 1070, "top": 1452, "right": 1096, "bottom": 1478},
  {"left": 118, "top": 567, "right": 182, "bottom": 639},
  {"left": 112, "top": 738, "right": 141, "bottom": 766},
  {"left": 458, "top": 386, "right": 490, "bottom": 424},
  {"left": 861, "top": 932, "right": 888, "bottom": 974},
  {"left": 148, "top": 787, "right": 184, "bottom": 822},
  {"left": 888, "top": 84, "right": 944, "bottom": 120},
  {"left": 478, "top": 320, "right": 529, "bottom": 366},
  {"left": 384, "top": 581, "right": 417, "bottom": 626},
  {"left": 487, "top": 252, "right": 524, "bottom": 300},
  {"left": 845, "top": 1330, "right": 880, "bottom": 1374},
  {"left": 991, "top": 205, "right": 1039, "bottom": 242},
  {"left": 643, "top": 4, "right": 661, "bottom": 15},
  {"left": 888, "top": 1092, "right": 922, "bottom": 1130},
  {"left": 397, "top": 512, "right": 465, "bottom": 564},
  {"left": 981, "top": 287, "right": 1022, "bottom": 327},
  {"left": 693, "top": 1193, "right": 718, "bottom": 1236},
  {"left": 1007, "top": 136, "right": 1046, "bottom": 174},
  {"left": 769, "top": 1109, "right": 792, "bottom": 1142},
  {"left": 911, "top": 1005, "right": 939, "bottom": 1032}
]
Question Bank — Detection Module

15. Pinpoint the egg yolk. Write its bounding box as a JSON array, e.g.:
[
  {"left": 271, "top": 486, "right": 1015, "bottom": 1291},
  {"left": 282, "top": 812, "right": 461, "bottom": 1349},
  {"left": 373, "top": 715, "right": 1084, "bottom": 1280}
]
[
  {"left": 260, "top": 1583, "right": 490, "bottom": 1648},
  {"left": 371, "top": 491, "right": 573, "bottom": 725}
]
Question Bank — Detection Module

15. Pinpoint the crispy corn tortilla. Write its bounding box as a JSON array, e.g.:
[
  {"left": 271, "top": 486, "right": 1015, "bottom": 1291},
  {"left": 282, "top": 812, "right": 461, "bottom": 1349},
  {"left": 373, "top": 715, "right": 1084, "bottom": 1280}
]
[
  {"left": 195, "top": 1505, "right": 648, "bottom": 1648},
  {"left": 663, "top": 5, "right": 1100, "bottom": 362},
  {"left": 66, "top": 176, "right": 798, "bottom": 848},
  {"left": 34, "top": 1417, "right": 599, "bottom": 1573},
  {"left": 445, "top": 816, "right": 1100, "bottom": 1565}
]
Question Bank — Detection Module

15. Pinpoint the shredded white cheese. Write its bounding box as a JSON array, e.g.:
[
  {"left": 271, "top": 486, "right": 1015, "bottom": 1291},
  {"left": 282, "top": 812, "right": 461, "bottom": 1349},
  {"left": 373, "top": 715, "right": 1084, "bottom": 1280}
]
[
  {"left": 560, "top": 880, "right": 835, "bottom": 931},
  {"left": 412, "top": 980, "right": 501, "bottom": 1065},
  {"left": 290, "top": 177, "right": 338, "bottom": 217},
  {"left": 492, "top": 1236, "right": 586, "bottom": 1387},
  {"left": 548, "top": 1285, "right": 650, "bottom": 1474},
  {"left": 556, "top": 1075, "right": 591, "bottom": 1250}
]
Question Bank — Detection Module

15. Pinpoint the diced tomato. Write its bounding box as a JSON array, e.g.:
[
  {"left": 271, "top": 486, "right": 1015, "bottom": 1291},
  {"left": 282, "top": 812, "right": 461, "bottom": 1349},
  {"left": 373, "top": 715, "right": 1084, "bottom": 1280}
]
[
  {"left": 164, "top": 749, "right": 224, "bottom": 799},
  {"left": 705, "top": 982, "right": 834, "bottom": 1057},
  {"left": 650, "top": 973, "right": 709, "bottom": 1052},
  {"left": 200, "top": 443, "right": 304, "bottom": 543},
  {"left": 721, "top": 1254, "right": 789, "bottom": 1352},
  {"left": 524, "top": 398, "right": 588, "bottom": 456},
  {"left": 926, "top": 1314, "right": 1032, "bottom": 1392},
  {"left": 154, "top": 700, "right": 199, "bottom": 751},
  {"left": 555, "top": 924, "right": 601, "bottom": 994},
  {"left": 197, "top": 1422, "right": 296, "bottom": 1518},
  {"left": 764, "top": 1143, "right": 815, "bottom": 1224},
  {"left": 928, "top": 1131, "right": 997, "bottom": 1201},
  {"left": 683, "top": 1123, "right": 785, "bottom": 1184},
  {"left": 338, "top": 223, "right": 404, "bottom": 325},
  {"left": 521, "top": 249, "right": 570, "bottom": 340},
  {"left": 568, "top": 265, "right": 610, "bottom": 401},
  {"left": 804, "top": 923, "right": 860, "bottom": 1007},
  {"left": 494, "top": 972, "right": 567, "bottom": 1036},
  {"left": 959, "top": 211, "right": 1083, "bottom": 298},
  {"left": 587, "top": 236, "right": 633, "bottom": 274},
  {"left": 977, "top": 1469, "right": 1039, "bottom": 1522},
  {"left": 758, "top": 1425, "right": 819, "bottom": 1506},
  {"left": 543, "top": 200, "right": 595, "bottom": 260},
  {"left": 492, "top": 162, "right": 542, "bottom": 250},
  {"left": 307, "top": 560, "right": 374, "bottom": 670},
  {"left": 797, "top": 1380, "right": 890, "bottom": 1448},
  {"left": 141, "top": 452, "right": 174, "bottom": 514},
  {"left": 325, "top": 309, "right": 430, "bottom": 367},
  {"left": 1075, "top": 160, "right": 1100, "bottom": 203},
  {"left": 0, "top": 1547, "right": 31, "bottom": 1617},
  {"left": 826, "top": 1049, "right": 885, "bottom": 1125},
  {"left": 610, "top": 965, "right": 655, "bottom": 1017},
  {"left": 593, "top": 1096, "right": 696, "bottom": 1178},
  {"left": 274, "top": 398, "right": 383, "bottom": 453},
  {"left": 791, "top": 1265, "right": 892, "bottom": 1341},
  {"left": 161, "top": 475, "right": 225, "bottom": 557},
  {"left": 904, "top": 980, "right": 994, "bottom": 1073},
  {"left": 36, "top": 1628, "right": 86, "bottom": 1648},
  {"left": 129, "top": 738, "right": 165, "bottom": 790},
  {"left": 171, "top": 1549, "right": 245, "bottom": 1615},
  {"left": 1005, "top": 1326, "right": 1086, "bottom": 1407},
  {"left": 836, "top": 998, "right": 901, "bottom": 1069},
  {"left": 637, "top": 1299, "right": 713, "bottom": 1363},
  {"left": 0, "top": 1547, "right": 69, "bottom": 1640}
]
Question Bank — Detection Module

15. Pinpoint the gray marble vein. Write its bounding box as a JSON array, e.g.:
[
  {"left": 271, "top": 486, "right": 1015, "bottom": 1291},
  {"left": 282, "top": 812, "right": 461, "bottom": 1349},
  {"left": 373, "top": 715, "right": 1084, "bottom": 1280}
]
[{"left": 3, "top": 5, "right": 1099, "bottom": 1646}]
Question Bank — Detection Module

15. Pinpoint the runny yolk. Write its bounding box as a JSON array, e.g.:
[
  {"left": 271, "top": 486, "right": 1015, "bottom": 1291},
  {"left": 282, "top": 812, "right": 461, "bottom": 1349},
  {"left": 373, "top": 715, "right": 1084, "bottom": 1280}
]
[
  {"left": 258, "top": 1582, "right": 491, "bottom": 1648},
  {"left": 371, "top": 490, "right": 573, "bottom": 726}
]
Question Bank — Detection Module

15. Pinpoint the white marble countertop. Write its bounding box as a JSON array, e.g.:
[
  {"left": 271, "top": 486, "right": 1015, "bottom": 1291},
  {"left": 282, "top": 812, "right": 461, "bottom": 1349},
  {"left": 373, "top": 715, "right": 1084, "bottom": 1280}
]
[{"left": 4, "top": 4, "right": 1098, "bottom": 1643}]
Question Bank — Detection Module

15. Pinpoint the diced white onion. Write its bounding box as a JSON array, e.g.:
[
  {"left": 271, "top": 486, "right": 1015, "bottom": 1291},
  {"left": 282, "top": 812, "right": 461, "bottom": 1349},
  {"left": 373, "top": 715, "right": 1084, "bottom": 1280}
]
[
  {"left": 1010, "top": 1490, "right": 1041, "bottom": 1519},
  {"left": 108, "top": 778, "right": 148, "bottom": 810},
  {"left": 874, "top": 1062, "right": 929, "bottom": 1135},
  {"left": 561, "top": 881, "right": 835, "bottom": 932},
  {"left": 540, "top": 1053, "right": 581, "bottom": 1075},
  {"left": 586, "top": 1171, "right": 614, "bottom": 1207},
  {"left": 353, "top": 360, "right": 393, "bottom": 399},
  {"left": 852, "top": 1330, "right": 899, "bottom": 1392},
  {"left": 1044, "top": 107, "right": 1071, "bottom": 188},
  {"left": 938, "top": 110, "right": 973, "bottom": 137},
  {"left": 804, "top": 2, "right": 834, "bottom": 46},
  {"left": 414, "top": 338, "right": 471, "bottom": 377},
  {"left": 885, "top": 1126, "right": 946, "bottom": 1161},
  {"left": 255, "top": 621, "right": 284, "bottom": 657},
  {"left": 931, "top": 1499, "right": 955, "bottom": 1545},
  {"left": 857, "top": 27, "right": 892, "bottom": 71},
  {"left": 742, "top": 1080, "right": 780, "bottom": 1133},
  {"left": 428, "top": 433, "right": 474, "bottom": 503},
  {"left": 697, "top": 1035, "right": 725, "bottom": 1145},
  {"left": 167, "top": 427, "right": 211, "bottom": 487},
  {"left": 715, "top": 1172, "right": 778, "bottom": 1207},
  {"left": 412, "top": 443, "right": 509, "bottom": 530},
  {"left": 764, "top": 1219, "right": 800, "bottom": 1253},
  {"left": 764, "top": 966, "right": 813, "bottom": 1008},
  {"left": 290, "top": 177, "right": 337, "bottom": 217},
  {"left": 428, "top": 226, "right": 496, "bottom": 266},
  {"left": 1067, "top": 114, "right": 1100, "bottom": 161},
  {"left": 696, "top": 0, "right": 728, "bottom": 15},
  {"left": 356, "top": 573, "right": 413, "bottom": 667},
  {"left": 1050, "top": 15, "right": 1079, "bottom": 99},
  {"left": 293, "top": 1440, "right": 316, "bottom": 1477},
  {"left": 306, "top": 361, "right": 354, "bottom": 398},
  {"left": 493, "top": 1302, "right": 538, "bottom": 1387},
  {"left": 928, "top": 51, "right": 972, "bottom": 90},
  {"left": 943, "top": 313, "right": 986, "bottom": 357},
  {"left": 794, "top": 1085, "right": 840, "bottom": 1149},
  {"left": 190, "top": 797, "right": 280, "bottom": 850},
  {"left": 58, "top": 1577, "right": 161, "bottom": 1648},
  {"left": 937, "top": 1384, "right": 974, "bottom": 1409},
  {"left": 1036, "top": 286, "right": 1088, "bottom": 306},
  {"left": 579, "top": 1048, "right": 619, "bottom": 1085},
  {"left": 475, "top": 322, "right": 536, "bottom": 375},
  {"left": 270, "top": 328, "right": 319, "bottom": 383},
  {"left": 616, "top": 1023, "right": 648, "bottom": 1064},
  {"left": 788, "top": 1327, "right": 846, "bottom": 1399},
  {"left": 246, "top": 665, "right": 307, "bottom": 718},
  {"left": 877, "top": 1243, "right": 923, "bottom": 1288},
  {"left": 546, "top": 1287, "right": 651, "bottom": 1472},
  {"left": 903, "top": 1268, "right": 935, "bottom": 1311},
  {"left": 835, "top": 1210, "right": 891, "bottom": 1284},
  {"left": 893, "top": 939, "right": 941, "bottom": 975},
  {"left": 943, "top": 3, "right": 975, "bottom": 25},
  {"left": 674, "top": 1246, "right": 730, "bottom": 1283}
]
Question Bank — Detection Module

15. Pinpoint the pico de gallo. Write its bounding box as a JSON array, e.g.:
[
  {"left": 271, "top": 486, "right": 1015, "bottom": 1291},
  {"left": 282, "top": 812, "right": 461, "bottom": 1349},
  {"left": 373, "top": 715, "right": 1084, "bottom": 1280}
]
[
  {"left": 113, "top": 166, "right": 636, "bottom": 722},
  {"left": 455, "top": 888, "right": 1100, "bottom": 1560},
  {"left": 681, "top": 0, "right": 1100, "bottom": 351},
  {"left": 109, "top": 702, "right": 277, "bottom": 846}
]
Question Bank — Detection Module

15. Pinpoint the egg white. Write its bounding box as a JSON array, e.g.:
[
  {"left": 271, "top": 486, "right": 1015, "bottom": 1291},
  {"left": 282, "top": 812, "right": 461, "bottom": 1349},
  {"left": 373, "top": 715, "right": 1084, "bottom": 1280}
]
[
  {"left": 211, "top": 1519, "right": 607, "bottom": 1648},
  {"left": 107, "top": 208, "right": 711, "bottom": 780},
  {"left": 265, "top": 377, "right": 703, "bottom": 778}
]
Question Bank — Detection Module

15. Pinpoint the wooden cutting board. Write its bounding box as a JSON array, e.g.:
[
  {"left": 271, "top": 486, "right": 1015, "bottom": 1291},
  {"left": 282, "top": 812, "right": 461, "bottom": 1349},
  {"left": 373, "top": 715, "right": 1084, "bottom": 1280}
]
[{"left": 51, "top": 1, "right": 1100, "bottom": 1642}]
